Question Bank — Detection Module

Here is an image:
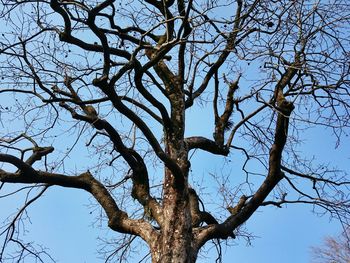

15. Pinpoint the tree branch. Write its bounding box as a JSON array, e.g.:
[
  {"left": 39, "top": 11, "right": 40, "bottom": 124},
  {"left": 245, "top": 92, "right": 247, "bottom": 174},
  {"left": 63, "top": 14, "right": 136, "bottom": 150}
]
[
  {"left": 185, "top": 137, "right": 229, "bottom": 156},
  {"left": 0, "top": 155, "right": 157, "bottom": 242},
  {"left": 195, "top": 98, "right": 295, "bottom": 248}
]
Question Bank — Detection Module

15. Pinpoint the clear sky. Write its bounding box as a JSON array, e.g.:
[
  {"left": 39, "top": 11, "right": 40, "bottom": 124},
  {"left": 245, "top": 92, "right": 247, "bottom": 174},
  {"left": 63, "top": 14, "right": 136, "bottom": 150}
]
[
  {"left": 1, "top": 113, "right": 348, "bottom": 263},
  {"left": 1, "top": 0, "right": 349, "bottom": 262},
  {"left": 1, "top": 192, "right": 341, "bottom": 263}
]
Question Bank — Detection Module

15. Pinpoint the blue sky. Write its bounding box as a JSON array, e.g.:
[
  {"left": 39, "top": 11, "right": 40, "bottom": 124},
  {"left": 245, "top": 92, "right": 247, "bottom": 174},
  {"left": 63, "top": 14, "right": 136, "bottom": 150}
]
[
  {"left": 1, "top": 0, "right": 350, "bottom": 262},
  {"left": 0, "top": 167, "right": 344, "bottom": 263},
  {"left": 0, "top": 57, "right": 348, "bottom": 263},
  {"left": 1, "top": 117, "right": 348, "bottom": 262}
]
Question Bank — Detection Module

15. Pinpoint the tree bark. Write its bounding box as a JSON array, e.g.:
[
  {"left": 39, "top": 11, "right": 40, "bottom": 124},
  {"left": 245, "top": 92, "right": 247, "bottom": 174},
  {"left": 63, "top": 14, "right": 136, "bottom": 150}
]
[{"left": 153, "top": 177, "right": 196, "bottom": 262}]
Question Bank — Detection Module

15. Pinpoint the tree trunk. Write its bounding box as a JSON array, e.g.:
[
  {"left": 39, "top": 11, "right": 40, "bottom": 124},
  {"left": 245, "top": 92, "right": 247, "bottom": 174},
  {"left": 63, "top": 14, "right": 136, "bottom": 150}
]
[
  {"left": 150, "top": 138, "right": 197, "bottom": 263},
  {"left": 152, "top": 191, "right": 197, "bottom": 263},
  {"left": 149, "top": 78, "right": 195, "bottom": 262},
  {"left": 150, "top": 179, "right": 198, "bottom": 263}
]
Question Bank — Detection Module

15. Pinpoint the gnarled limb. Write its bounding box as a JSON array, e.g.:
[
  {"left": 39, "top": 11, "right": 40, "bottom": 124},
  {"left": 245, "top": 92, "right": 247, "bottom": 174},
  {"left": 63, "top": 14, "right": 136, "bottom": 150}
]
[
  {"left": 195, "top": 98, "right": 295, "bottom": 248},
  {"left": 0, "top": 153, "right": 157, "bottom": 243}
]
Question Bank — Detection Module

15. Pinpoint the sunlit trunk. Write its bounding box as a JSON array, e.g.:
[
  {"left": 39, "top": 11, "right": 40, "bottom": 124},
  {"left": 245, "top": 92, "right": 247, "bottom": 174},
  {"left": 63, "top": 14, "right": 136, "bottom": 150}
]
[
  {"left": 150, "top": 173, "right": 198, "bottom": 263},
  {"left": 150, "top": 137, "right": 197, "bottom": 263}
]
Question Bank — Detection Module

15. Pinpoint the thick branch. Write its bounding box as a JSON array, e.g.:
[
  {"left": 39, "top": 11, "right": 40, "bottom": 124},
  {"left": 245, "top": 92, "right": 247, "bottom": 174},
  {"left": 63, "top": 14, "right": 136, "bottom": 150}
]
[
  {"left": 50, "top": 0, "right": 130, "bottom": 60},
  {"left": 97, "top": 82, "right": 183, "bottom": 179},
  {"left": 195, "top": 99, "right": 295, "bottom": 248},
  {"left": 185, "top": 137, "right": 229, "bottom": 156},
  {"left": 58, "top": 102, "right": 164, "bottom": 224},
  {"left": 0, "top": 155, "right": 157, "bottom": 242}
]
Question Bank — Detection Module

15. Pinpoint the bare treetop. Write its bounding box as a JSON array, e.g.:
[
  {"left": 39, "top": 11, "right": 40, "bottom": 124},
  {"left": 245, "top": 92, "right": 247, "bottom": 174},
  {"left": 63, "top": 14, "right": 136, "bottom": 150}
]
[
  {"left": 312, "top": 229, "right": 350, "bottom": 263},
  {"left": 0, "top": 0, "right": 350, "bottom": 262}
]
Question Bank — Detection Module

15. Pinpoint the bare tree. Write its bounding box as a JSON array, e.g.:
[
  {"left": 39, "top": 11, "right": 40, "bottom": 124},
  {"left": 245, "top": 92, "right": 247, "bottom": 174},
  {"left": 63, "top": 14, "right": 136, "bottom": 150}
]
[
  {"left": 0, "top": 0, "right": 350, "bottom": 262},
  {"left": 311, "top": 229, "right": 350, "bottom": 263}
]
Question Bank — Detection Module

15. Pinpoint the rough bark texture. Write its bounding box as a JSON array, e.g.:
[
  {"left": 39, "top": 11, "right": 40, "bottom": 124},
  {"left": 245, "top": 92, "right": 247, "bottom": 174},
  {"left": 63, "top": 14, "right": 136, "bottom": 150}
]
[{"left": 1, "top": 0, "right": 349, "bottom": 262}]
